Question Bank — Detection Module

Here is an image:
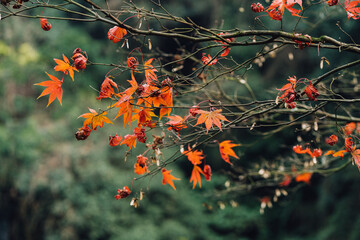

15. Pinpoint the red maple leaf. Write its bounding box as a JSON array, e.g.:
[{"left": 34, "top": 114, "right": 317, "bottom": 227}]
[
  {"left": 35, "top": 72, "right": 63, "bottom": 107},
  {"left": 304, "top": 82, "right": 319, "bottom": 100},
  {"left": 267, "top": 0, "right": 302, "bottom": 20},
  {"left": 201, "top": 53, "right": 217, "bottom": 65},
  {"left": 190, "top": 165, "right": 204, "bottom": 189},
  {"left": 219, "top": 140, "right": 240, "bottom": 165},
  {"left": 344, "top": 0, "right": 360, "bottom": 20},
  {"left": 161, "top": 168, "right": 180, "bottom": 190}
]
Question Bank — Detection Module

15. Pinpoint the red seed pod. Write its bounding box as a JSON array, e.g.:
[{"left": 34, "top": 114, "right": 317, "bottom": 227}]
[
  {"left": 327, "top": 0, "right": 338, "bottom": 6},
  {"left": 114, "top": 186, "right": 131, "bottom": 200},
  {"left": 268, "top": 9, "right": 283, "bottom": 21},
  {"left": 203, "top": 164, "right": 212, "bottom": 181},
  {"left": 1, "top": 0, "right": 11, "bottom": 6},
  {"left": 75, "top": 126, "right": 91, "bottom": 140},
  {"left": 311, "top": 148, "right": 322, "bottom": 158},
  {"left": 161, "top": 78, "right": 172, "bottom": 88},
  {"left": 127, "top": 57, "right": 138, "bottom": 70},
  {"left": 72, "top": 53, "right": 87, "bottom": 70},
  {"left": 251, "top": 3, "right": 265, "bottom": 13},
  {"left": 136, "top": 84, "right": 145, "bottom": 95},
  {"left": 325, "top": 135, "right": 338, "bottom": 146},
  {"left": 134, "top": 127, "right": 147, "bottom": 143},
  {"left": 73, "top": 48, "right": 82, "bottom": 55},
  {"left": 40, "top": 18, "right": 51, "bottom": 31},
  {"left": 109, "top": 134, "right": 122, "bottom": 146},
  {"left": 189, "top": 105, "right": 200, "bottom": 117}
]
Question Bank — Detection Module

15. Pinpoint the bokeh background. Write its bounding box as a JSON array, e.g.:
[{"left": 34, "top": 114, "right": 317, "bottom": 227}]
[{"left": 1, "top": 0, "right": 360, "bottom": 239}]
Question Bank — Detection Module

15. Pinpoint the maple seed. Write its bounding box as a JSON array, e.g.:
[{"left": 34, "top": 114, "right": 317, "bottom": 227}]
[{"left": 40, "top": 18, "right": 51, "bottom": 31}]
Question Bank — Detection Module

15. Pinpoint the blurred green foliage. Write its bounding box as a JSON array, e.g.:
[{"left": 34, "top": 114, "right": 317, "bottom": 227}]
[{"left": 1, "top": 1, "right": 360, "bottom": 240}]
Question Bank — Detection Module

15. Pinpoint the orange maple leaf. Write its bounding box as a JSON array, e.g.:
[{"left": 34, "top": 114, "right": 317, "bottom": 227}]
[
  {"left": 120, "top": 72, "right": 138, "bottom": 102},
  {"left": 161, "top": 168, "right": 180, "bottom": 190},
  {"left": 159, "top": 86, "right": 173, "bottom": 119},
  {"left": 134, "top": 155, "right": 149, "bottom": 175},
  {"left": 166, "top": 115, "right": 187, "bottom": 132},
  {"left": 194, "top": 109, "right": 229, "bottom": 133},
  {"left": 121, "top": 134, "right": 137, "bottom": 151},
  {"left": 132, "top": 107, "right": 157, "bottom": 126},
  {"left": 295, "top": 172, "right": 312, "bottom": 184},
  {"left": 184, "top": 146, "right": 205, "bottom": 165},
  {"left": 325, "top": 150, "right": 347, "bottom": 158},
  {"left": 144, "top": 58, "right": 158, "bottom": 85},
  {"left": 351, "top": 149, "right": 360, "bottom": 171},
  {"left": 344, "top": 122, "right": 356, "bottom": 135},
  {"left": 35, "top": 72, "right": 63, "bottom": 107},
  {"left": 108, "top": 26, "right": 127, "bottom": 43},
  {"left": 113, "top": 98, "right": 134, "bottom": 128},
  {"left": 54, "top": 54, "right": 78, "bottom": 81},
  {"left": 190, "top": 165, "right": 205, "bottom": 189},
  {"left": 79, "top": 108, "right": 113, "bottom": 130},
  {"left": 97, "top": 77, "right": 118, "bottom": 100},
  {"left": 219, "top": 140, "right": 240, "bottom": 165}
]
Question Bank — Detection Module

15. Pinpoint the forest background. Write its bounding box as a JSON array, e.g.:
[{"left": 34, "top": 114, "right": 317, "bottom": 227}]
[{"left": 1, "top": 0, "right": 360, "bottom": 239}]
